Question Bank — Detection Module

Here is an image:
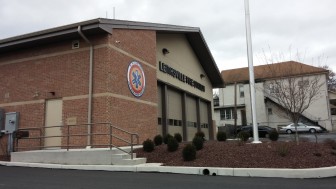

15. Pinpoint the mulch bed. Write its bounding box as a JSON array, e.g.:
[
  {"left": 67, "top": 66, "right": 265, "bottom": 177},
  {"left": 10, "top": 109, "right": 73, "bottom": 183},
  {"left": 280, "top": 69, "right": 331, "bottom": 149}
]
[{"left": 135, "top": 140, "right": 336, "bottom": 169}]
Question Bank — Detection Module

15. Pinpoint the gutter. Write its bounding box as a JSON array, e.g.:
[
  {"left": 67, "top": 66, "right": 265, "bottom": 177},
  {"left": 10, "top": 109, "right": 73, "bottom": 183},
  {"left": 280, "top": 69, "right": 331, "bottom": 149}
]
[{"left": 77, "top": 26, "right": 93, "bottom": 147}]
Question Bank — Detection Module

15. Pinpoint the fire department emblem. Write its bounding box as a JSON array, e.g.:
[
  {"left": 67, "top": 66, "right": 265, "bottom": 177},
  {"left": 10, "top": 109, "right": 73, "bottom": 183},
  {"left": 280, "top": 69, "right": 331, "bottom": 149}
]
[{"left": 127, "top": 61, "right": 146, "bottom": 97}]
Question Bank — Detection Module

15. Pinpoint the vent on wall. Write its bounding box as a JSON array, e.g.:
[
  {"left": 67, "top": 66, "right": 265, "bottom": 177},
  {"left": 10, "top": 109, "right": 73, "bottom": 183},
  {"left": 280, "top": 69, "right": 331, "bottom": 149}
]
[{"left": 72, "top": 40, "right": 79, "bottom": 49}]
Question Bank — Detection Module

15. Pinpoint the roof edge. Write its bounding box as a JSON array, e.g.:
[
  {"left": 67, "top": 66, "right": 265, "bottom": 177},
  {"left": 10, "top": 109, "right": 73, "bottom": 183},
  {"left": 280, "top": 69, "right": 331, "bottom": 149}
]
[{"left": 0, "top": 18, "right": 201, "bottom": 44}]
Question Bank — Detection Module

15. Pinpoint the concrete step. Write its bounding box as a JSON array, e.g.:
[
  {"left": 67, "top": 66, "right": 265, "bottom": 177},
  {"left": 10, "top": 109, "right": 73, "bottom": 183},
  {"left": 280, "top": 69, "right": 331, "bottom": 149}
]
[
  {"left": 117, "top": 158, "right": 147, "bottom": 165},
  {"left": 11, "top": 147, "right": 146, "bottom": 165}
]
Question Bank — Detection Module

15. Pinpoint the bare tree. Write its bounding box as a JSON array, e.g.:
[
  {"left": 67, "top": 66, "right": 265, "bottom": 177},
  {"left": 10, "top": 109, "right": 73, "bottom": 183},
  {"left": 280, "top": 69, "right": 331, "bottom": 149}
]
[
  {"left": 262, "top": 62, "right": 325, "bottom": 144},
  {"left": 256, "top": 48, "right": 328, "bottom": 144},
  {"left": 213, "top": 90, "right": 219, "bottom": 98},
  {"left": 320, "top": 65, "right": 336, "bottom": 92}
]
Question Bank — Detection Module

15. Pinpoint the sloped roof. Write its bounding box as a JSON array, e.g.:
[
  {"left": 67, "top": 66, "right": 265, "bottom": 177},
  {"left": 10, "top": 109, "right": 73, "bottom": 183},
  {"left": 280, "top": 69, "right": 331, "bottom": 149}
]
[
  {"left": 221, "top": 61, "right": 327, "bottom": 84},
  {"left": 0, "top": 18, "right": 224, "bottom": 87}
]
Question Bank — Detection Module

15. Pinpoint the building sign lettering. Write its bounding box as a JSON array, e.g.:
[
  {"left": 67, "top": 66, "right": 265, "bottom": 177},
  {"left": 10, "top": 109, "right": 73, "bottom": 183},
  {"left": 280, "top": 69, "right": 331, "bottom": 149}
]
[{"left": 159, "top": 61, "right": 205, "bottom": 92}]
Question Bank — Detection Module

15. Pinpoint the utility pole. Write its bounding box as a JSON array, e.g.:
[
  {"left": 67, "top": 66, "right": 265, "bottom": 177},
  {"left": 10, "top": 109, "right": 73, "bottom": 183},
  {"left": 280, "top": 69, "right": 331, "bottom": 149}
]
[
  {"left": 244, "top": 0, "right": 261, "bottom": 143},
  {"left": 234, "top": 82, "right": 238, "bottom": 136}
]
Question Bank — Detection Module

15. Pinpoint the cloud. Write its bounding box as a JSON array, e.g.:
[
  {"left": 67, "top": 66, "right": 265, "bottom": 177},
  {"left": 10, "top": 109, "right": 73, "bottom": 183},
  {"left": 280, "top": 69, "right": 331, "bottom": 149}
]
[{"left": 0, "top": 0, "right": 335, "bottom": 71}]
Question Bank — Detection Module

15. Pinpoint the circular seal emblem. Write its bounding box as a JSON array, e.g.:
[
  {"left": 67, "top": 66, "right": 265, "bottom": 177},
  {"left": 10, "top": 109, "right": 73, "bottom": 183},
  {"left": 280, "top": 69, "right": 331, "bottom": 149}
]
[{"left": 127, "top": 61, "right": 146, "bottom": 97}]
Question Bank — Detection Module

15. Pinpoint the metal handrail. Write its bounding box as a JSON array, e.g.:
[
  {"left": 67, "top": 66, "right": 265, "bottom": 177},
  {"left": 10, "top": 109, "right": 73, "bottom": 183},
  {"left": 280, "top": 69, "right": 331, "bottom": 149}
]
[{"left": 15, "top": 122, "right": 139, "bottom": 159}]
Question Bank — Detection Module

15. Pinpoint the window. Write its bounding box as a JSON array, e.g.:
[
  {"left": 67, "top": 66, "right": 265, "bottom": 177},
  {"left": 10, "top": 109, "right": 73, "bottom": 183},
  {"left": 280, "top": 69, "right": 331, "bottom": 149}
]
[
  {"left": 225, "top": 109, "right": 232, "bottom": 119},
  {"left": 268, "top": 108, "right": 273, "bottom": 115},
  {"left": 298, "top": 80, "right": 309, "bottom": 88},
  {"left": 173, "top": 119, "right": 182, "bottom": 126},
  {"left": 213, "top": 98, "right": 219, "bottom": 107},
  {"left": 187, "top": 121, "right": 196, "bottom": 127},
  {"left": 201, "top": 123, "right": 209, "bottom": 128},
  {"left": 168, "top": 119, "right": 182, "bottom": 126},
  {"left": 158, "top": 117, "right": 162, "bottom": 125},
  {"left": 331, "top": 108, "right": 336, "bottom": 115},
  {"left": 239, "top": 85, "right": 244, "bottom": 98},
  {"left": 220, "top": 108, "right": 232, "bottom": 120}
]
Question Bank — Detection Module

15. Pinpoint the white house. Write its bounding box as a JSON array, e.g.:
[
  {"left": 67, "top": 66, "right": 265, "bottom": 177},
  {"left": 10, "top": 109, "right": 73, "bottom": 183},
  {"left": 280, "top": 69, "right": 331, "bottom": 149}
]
[
  {"left": 328, "top": 91, "right": 336, "bottom": 130},
  {"left": 214, "top": 61, "right": 333, "bottom": 131}
]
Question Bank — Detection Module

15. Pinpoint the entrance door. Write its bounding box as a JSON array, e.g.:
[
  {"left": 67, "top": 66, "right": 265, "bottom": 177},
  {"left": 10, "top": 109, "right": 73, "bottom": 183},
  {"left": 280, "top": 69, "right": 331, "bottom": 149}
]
[{"left": 44, "top": 99, "right": 63, "bottom": 149}]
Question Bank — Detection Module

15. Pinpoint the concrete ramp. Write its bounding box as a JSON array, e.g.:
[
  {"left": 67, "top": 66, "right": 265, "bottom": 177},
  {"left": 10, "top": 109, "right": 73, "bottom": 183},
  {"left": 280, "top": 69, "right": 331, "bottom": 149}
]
[{"left": 11, "top": 147, "right": 146, "bottom": 165}]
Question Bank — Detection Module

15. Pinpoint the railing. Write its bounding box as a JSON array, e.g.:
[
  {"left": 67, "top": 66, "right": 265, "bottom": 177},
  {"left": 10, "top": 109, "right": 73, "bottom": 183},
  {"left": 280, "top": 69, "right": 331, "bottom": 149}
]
[{"left": 14, "top": 122, "right": 139, "bottom": 159}]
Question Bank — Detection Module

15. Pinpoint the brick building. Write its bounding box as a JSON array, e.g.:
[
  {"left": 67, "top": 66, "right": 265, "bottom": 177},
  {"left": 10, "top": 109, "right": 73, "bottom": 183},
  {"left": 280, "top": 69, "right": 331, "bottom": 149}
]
[{"left": 0, "top": 18, "right": 223, "bottom": 154}]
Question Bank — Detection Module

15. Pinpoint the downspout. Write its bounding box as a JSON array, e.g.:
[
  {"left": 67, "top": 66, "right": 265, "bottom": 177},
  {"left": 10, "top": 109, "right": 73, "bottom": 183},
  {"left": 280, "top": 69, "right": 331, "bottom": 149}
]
[{"left": 78, "top": 25, "right": 93, "bottom": 147}]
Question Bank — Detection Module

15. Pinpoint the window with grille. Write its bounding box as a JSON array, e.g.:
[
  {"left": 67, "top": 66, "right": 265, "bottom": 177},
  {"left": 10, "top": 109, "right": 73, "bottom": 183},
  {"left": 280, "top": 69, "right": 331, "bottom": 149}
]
[{"left": 220, "top": 108, "right": 232, "bottom": 120}]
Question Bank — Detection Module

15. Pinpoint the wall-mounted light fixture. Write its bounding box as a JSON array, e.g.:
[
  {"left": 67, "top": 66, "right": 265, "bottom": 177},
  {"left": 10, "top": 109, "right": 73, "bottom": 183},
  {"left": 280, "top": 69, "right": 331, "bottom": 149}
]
[
  {"left": 48, "top": 92, "right": 56, "bottom": 96},
  {"left": 200, "top": 74, "right": 205, "bottom": 79},
  {"left": 162, "top": 48, "right": 170, "bottom": 55}
]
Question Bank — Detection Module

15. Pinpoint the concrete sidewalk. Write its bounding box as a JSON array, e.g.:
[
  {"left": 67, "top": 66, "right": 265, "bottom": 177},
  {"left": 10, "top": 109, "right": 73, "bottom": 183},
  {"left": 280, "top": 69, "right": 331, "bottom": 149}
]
[{"left": 1, "top": 161, "right": 335, "bottom": 179}]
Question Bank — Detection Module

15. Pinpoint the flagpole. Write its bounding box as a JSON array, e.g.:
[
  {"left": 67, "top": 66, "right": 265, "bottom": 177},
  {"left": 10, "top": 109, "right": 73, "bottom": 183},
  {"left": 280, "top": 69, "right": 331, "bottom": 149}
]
[{"left": 244, "top": 0, "right": 261, "bottom": 143}]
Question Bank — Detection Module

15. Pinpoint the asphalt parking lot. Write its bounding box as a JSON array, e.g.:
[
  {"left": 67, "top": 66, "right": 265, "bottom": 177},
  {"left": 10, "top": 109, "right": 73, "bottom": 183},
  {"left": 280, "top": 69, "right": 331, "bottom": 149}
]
[
  {"left": 278, "top": 132, "right": 336, "bottom": 142},
  {"left": 1, "top": 166, "right": 335, "bottom": 189}
]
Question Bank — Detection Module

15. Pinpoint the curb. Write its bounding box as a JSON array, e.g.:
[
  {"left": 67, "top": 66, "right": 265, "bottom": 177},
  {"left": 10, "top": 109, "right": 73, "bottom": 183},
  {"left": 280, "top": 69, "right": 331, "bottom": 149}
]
[{"left": 1, "top": 161, "right": 336, "bottom": 178}]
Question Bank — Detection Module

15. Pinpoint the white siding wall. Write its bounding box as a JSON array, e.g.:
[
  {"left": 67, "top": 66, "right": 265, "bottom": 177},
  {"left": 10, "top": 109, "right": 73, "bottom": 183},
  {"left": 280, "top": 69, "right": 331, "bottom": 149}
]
[
  {"left": 243, "top": 83, "right": 267, "bottom": 125},
  {"left": 215, "top": 85, "right": 246, "bottom": 127},
  {"left": 216, "top": 73, "right": 332, "bottom": 131},
  {"left": 264, "top": 74, "right": 332, "bottom": 130},
  {"left": 301, "top": 75, "right": 331, "bottom": 130}
]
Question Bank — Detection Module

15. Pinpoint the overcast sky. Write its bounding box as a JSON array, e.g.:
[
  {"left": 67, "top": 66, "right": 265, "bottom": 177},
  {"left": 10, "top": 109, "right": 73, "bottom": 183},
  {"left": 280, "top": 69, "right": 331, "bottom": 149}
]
[{"left": 1, "top": 0, "right": 335, "bottom": 72}]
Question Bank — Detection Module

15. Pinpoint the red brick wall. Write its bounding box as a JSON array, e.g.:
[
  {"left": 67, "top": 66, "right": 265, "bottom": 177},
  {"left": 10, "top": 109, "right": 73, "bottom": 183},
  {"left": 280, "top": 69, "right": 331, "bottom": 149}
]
[
  {"left": 62, "top": 98, "right": 88, "bottom": 148},
  {"left": 105, "top": 29, "right": 158, "bottom": 144},
  {"left": 0, "top": 28, "right": 159, "bottom": 155},
  {"left": 0, "top": 34, "right": 109, "bottom": 153}
]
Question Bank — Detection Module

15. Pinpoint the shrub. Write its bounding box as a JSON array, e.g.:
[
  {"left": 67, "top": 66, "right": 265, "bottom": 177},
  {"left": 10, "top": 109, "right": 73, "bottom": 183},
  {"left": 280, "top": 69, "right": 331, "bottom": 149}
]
[
  {"left": 142, "top": 139, "right": 154, "bottom": 152},
  {"left": 324, "top": 139, "right": 336, "bottom": 149},
  {"left": 182, "top": 144, "right": 196, "bottom": 161},
  {"left": 174, "top": 133, "right": 183, "bottom": 143},
  {"left": 237, "top": 131, "right": 250, "bottom": 142},
  {"left": 332, "top": 143, "right": 336, "bottom": 150},
  {"left": 153, "top": 135, "right": 163, "bottom": 146},
  {"left": 276, "top": 143, "right": 290, "bottom": 157},
  {"left": 269, "top": 130, "right": 279, "bottom": 141},
  {"left": 216, "top": 131, "right": 227, "bottom": 141},
  {"left": 331, "top": 150, "right": 336, "bottom": 156},
  {"left": 163, "top": 134, "right": 173, "bottom": 144},
  {"left": 167, "top": 137, "right": 179, "bottom": 152},
  {"left": 195, "top": 131, "right": 205, "bottom": 140},
  {"left": 313, "top": 152, "right": 322, "bottom": 157},
  {"left": 192, "top": 137, "right": 204, "bottom": 150}
]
